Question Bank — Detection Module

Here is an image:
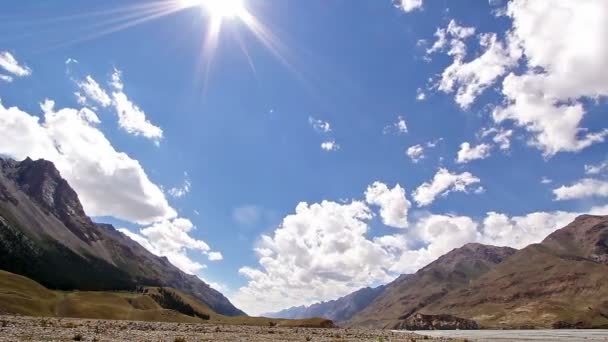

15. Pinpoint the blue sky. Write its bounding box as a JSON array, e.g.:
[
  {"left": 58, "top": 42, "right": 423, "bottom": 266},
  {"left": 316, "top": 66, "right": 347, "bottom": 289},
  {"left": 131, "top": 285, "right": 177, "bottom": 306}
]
[{"left": 1, "top": 0, "right": 607, "bottom": 314}]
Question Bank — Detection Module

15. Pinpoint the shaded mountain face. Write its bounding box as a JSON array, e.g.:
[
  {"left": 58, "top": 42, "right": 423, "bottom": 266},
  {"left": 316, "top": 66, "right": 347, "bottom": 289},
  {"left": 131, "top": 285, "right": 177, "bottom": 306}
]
[
  {"left": 347, "top": 243, "right": 517, "bottom": 329},
  {"left": 422, "top": 215, "right": 608, "bottom": 329},
  {"left": 0, "top": 157, "right": 244, "bottom": 317},
  {"left": 265, "top": 285, "right": 385, "bottom": 322}
]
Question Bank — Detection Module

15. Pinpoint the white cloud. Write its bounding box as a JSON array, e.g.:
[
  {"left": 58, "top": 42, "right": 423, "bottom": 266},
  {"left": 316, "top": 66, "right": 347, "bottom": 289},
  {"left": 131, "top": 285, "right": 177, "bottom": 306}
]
[
  {"left": 232, "top": 200, "right": 394, "bottom": 315},
  {"left": 541, "top": 177, "right": 553, "bottom": 185},
  {"left": 416, "top": 88, "right": 426, "bottom": 101},
  {"left": 0, "top": 52, "right": 31, "bottom": 78},
  {"left": 427, "top": 20, "right": 476, "bottom": 57},
  {"left": 553, "top": 179, "right": 608, "bottom": 201},
  {"left": 412, "top": 168, "right": 482, "bottom": 206},
  {"left": 0, "top": 74, "right": 13, "bottom": 83},
  {"left": 77, "top": 76, "right": 112, "bottom": 107},
  {"left": 481, "top": 127, "right": 513, "bottom": 150},
  {"left": 428, "top": 1, "right": 608, "bottom": 156},
  {"left": 109, "top": 69, "right": 164, "bottom": 143},
  {"left": 477, "top": 210, "right": 578, "bottom": 249},
  {"left": 208, "top": 251, "right": 224, "bottom": 261},
  {"left": 406, "top": 144, "right": 425, "bottom": 163},
  {"left": 308, "top": 116, "right": 332, "bottom": 133},
  {"left": 0, "top": 98, "right": 176, "bottom": 225},
  {"left": 394, "top": 0, "right": 423, "bottom": 13},
  {"left": 321, "top": 140, "right": 340, "bottom": 151},
  {"left": 168, "top": 174, "right": 191, "bottom": 199},
  {"left": 493, "top": 73, "right": 608, "bottom": 157},
  {"left": 383, "top": 115, "right": 408, "bottom": 135},
  {"left": 437, "top": 32, "right": 521, "bottom": 109},
  {"left": 585, "top": 161, "right": 608, "bottom": 175},
  {"left": 365, "top": 182, "right": 410, "bottom": 228},
  {"left": 76, "top": 71, "right": 164, "bottom": 144},
  {"left": 119, "top": 217, "right": 216, "bottom": 275},
  {"left": 456, "top": 142, "right": 492, "bottom": 164}
]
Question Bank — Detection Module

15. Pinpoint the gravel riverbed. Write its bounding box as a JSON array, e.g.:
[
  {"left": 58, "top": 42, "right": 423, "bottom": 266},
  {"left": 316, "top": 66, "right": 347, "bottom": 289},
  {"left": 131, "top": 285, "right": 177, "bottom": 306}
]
[{"left": 0, "top": 316, "right": 450, "bottom": 341}]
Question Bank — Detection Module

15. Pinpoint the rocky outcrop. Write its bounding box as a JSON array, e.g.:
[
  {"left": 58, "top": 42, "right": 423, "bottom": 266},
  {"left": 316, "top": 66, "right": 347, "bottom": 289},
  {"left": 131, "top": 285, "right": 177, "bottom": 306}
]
[
  {"left": 399, "top": 313, "right": 478, "bottom": 330},
  {"left": 0, "top": 157, "right": 244, "bottom": 317}
]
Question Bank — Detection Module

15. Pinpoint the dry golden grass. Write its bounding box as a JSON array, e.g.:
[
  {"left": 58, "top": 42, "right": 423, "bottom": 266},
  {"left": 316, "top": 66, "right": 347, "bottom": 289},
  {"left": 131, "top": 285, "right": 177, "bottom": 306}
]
[{"left": 0, "top": 270, "right": 333, "bottom": 328}]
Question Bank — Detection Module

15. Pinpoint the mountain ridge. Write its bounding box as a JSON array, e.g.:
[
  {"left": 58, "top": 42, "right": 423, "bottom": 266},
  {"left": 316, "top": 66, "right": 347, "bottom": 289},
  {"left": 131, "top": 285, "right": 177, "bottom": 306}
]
[{"left": 0, "top": 157, "right": 244, "bottom": 316}]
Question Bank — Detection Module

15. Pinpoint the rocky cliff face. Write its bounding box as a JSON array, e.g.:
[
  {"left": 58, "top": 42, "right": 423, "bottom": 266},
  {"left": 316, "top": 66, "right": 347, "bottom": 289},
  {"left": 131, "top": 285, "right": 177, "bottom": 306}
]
[
  {"left": 400, "top": 313, "right": 479, "bottom": 330},
  {"left": 0, "top": 157, "right": 244, "bottom": 317},
  {"left": 266, "top": 285, "right": 385, "bottom": 322}
]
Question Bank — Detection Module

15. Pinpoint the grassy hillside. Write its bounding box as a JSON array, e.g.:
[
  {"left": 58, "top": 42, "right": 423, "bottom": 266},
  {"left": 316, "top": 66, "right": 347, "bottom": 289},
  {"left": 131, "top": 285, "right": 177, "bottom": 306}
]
[{"left": 0, "top": 270, "right": 334, "bottom": 328}]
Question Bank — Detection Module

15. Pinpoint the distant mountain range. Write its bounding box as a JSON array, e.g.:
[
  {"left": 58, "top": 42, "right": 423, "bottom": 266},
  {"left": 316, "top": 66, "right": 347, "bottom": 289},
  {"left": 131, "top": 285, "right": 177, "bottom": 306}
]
[
  {"left": 264, "top": 285, "right": 385, "bottom": 322},
  {"left": 269, "top": 216, "right": 608, "bottom": 329},
  {"left": 0, "top": 157, "right": 244, "bottom": 317}
]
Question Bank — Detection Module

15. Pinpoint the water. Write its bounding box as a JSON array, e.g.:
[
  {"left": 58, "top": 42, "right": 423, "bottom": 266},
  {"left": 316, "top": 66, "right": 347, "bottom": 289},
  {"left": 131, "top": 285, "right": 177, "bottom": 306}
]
[{"left": 396, "top": 329, "right": 608, "bottom": 341}]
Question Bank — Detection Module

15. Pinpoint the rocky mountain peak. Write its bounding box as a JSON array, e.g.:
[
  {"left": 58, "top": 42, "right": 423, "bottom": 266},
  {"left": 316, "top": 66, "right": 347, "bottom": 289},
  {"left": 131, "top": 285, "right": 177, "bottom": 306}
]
[{"left": 1, "top": 157, "right": 99, "bottom": 243}]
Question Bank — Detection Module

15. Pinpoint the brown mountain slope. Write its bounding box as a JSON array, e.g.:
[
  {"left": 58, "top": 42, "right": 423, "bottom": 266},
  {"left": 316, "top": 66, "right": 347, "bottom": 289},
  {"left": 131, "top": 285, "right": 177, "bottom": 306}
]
[
  {"left": 0, "top": 157, "right": 244, "bottom": 316},
  {"left": 421, "top": 215, "right": 608, "bottom": 329},
  {"left": 347, "top": 243, "right": 517, "bottom": 329}
]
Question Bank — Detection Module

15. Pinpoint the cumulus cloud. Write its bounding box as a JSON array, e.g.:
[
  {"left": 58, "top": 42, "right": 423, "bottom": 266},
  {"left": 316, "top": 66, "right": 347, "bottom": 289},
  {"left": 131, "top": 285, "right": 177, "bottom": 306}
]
[
  {"left": 412, "top": 168, "right": 482, "bottom": 206},
  {"left": 0, "top": 51, "right": 31, "bottom": 78},
  {"left": 233, "top": 184, "right": 585, "bottom": 315},
  {"left": 422, "top": 4, "right": 608, "bottom": 160},
  {"left": 231, "top": 200, "right": 394, "bottom": 315},
  {"left": 119, "top": 218, "right": 220, "bottom": 275},
  {"left": 394, "top": 0, "right": 423, "bottom": 12},
  {"left": 553, "top": 179, "right": 608, "bottom": 201},
  {"left": 456, "top": 142, "right": 492, "bottom": 164},
  {"left": 477, "top": 210, "right": 578, "bottom": 249},
  {"left": 493, "top": 73, "right": 608, "bottom": 157},
  {"left": 429, "top": 1, "right": 608, "bottom": 156},
  {"left": 365, "top": 182, "right": 410, "bottom": 228},
  {"left": 436, "top": 32, "right": 521, "bottom": 109},
  {"left": 0, "top": 98, "right": 176, "bottom": 224},
  {"left": 406, "top": 144, "right": 425, "bottom": 163},
  {"left": 321, "top": 140, "right": 340, "bottom": 152}
]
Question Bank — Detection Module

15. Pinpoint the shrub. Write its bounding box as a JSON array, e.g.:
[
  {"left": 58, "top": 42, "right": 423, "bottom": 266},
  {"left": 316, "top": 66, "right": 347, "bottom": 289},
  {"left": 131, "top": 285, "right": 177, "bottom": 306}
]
[{"left": 73, "top": 334, "right": 83, "bottom": 341}]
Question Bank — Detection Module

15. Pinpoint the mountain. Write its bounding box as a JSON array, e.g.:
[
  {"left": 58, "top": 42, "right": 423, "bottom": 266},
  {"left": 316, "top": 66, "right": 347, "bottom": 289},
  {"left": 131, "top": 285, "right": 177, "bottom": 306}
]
[
  {"left": 0, "top": 157, "right": 244, "bottom": 317},
  {"left": 420, "top": 214, "right": 608, "bottom": 329},
  {"left": 347, "top": 243, "right": 517, "bottom": 329},
  {"left": 265, "top": 285, "right": 385, "bottom": 322}
]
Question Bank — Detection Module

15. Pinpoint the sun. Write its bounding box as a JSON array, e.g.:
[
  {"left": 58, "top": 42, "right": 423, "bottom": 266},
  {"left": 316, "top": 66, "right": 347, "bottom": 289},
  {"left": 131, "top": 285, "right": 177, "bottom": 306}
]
[{"left": 182, "top": 0, "right": 245, "bottom": 20}]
